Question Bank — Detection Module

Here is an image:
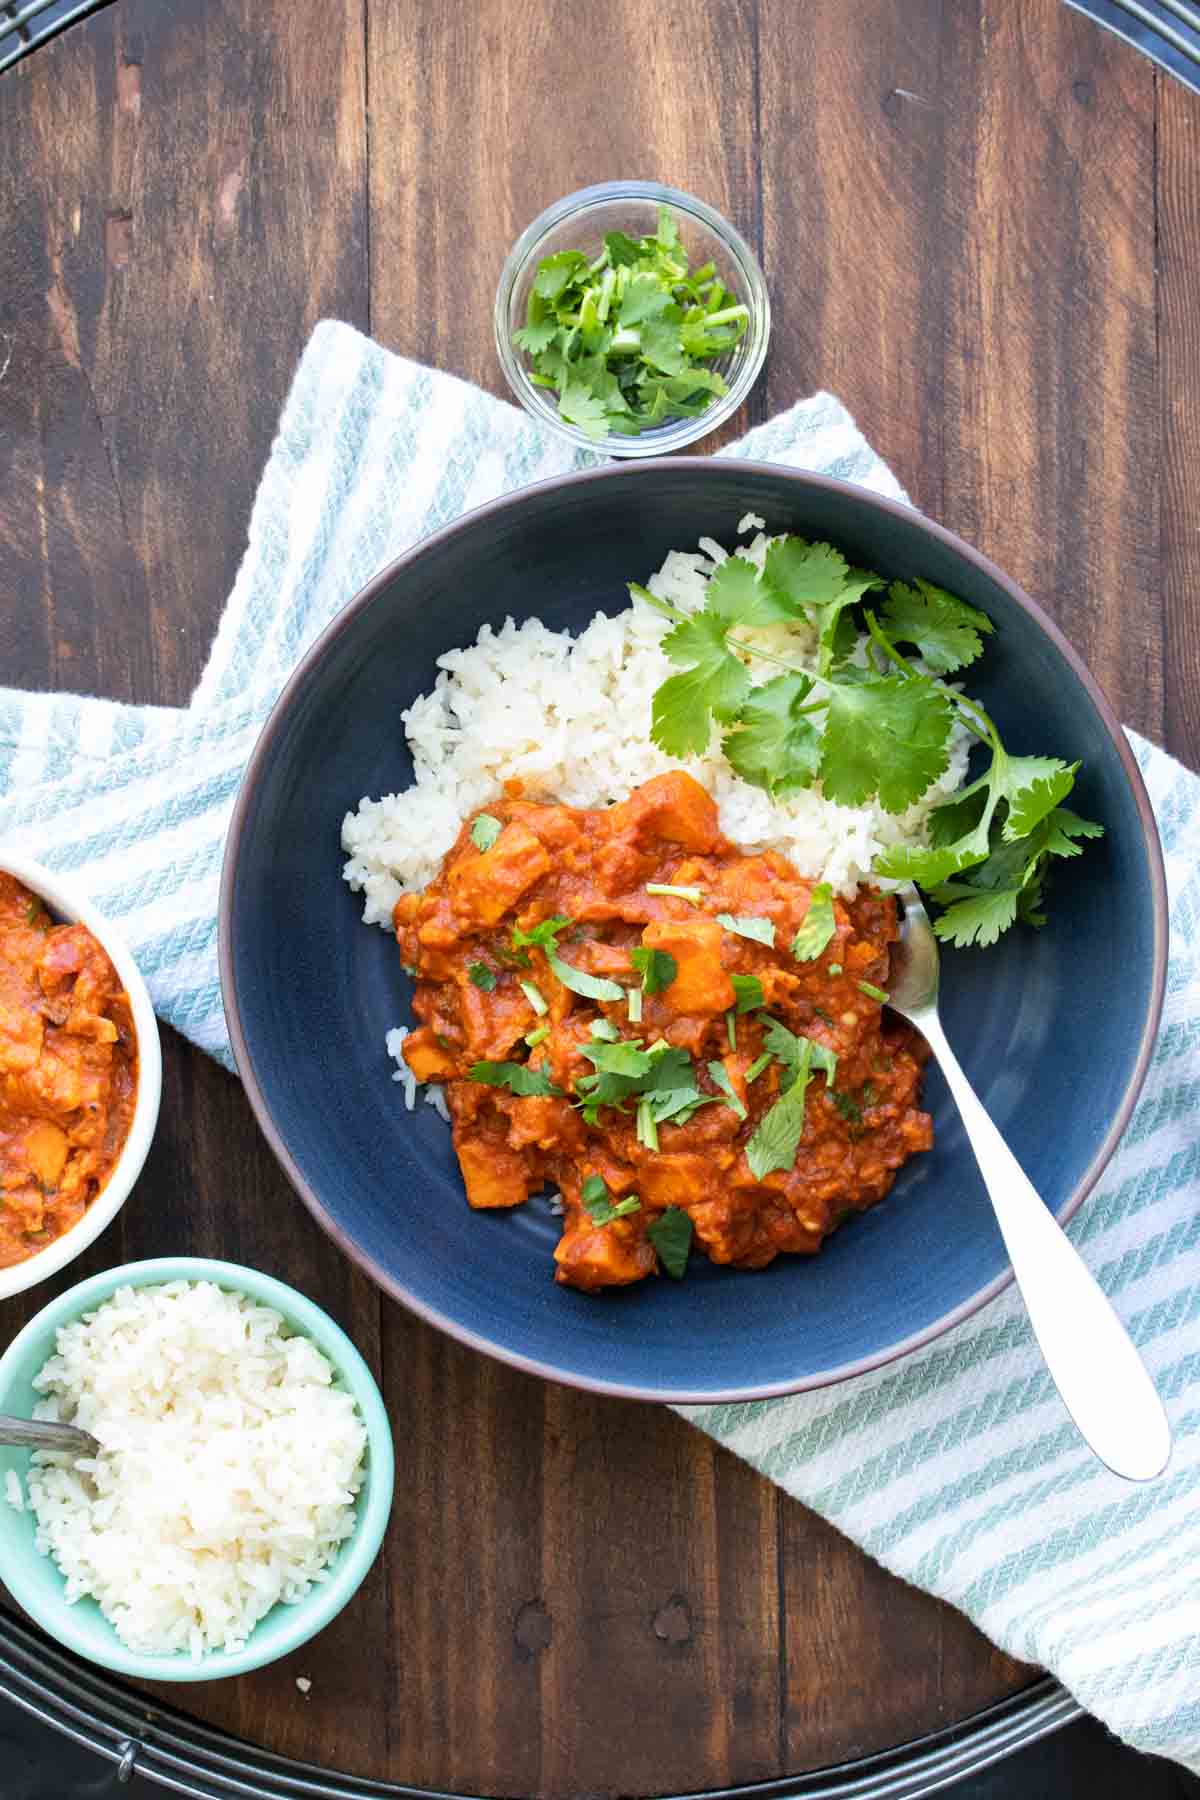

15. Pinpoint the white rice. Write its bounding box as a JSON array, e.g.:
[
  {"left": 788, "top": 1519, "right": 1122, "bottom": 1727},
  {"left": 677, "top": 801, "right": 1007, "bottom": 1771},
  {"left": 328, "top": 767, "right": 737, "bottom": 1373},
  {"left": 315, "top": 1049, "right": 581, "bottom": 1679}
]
[
  {"left": 20, "top": 1281, "right": 368, "bottom": 1659},
  {"left": 341, "top": 529, "right": 971, "bottom": 929},
  {"left": 5, "top": 1470, "right": 23, "bottom": 1512}
]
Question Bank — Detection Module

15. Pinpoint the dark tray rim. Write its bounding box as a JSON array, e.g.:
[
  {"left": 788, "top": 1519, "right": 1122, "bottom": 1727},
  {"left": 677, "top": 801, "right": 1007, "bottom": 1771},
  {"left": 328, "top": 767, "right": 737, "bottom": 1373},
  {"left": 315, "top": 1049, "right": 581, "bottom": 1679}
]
[{"left": 1, "top": 1605, "right": 1080, "bottom": 1800}]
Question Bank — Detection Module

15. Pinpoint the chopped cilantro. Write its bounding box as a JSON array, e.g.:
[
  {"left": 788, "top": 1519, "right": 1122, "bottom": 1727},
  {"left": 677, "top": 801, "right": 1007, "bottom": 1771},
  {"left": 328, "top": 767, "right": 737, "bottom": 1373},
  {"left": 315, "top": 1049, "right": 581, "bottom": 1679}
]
[
  {"left": 581, "top": 1174, "right": 641, "bottom": 1226},
  {"left": 470, "top": 814, "right": 502, "bottom": 852},
  {"left": 645, "top": 882, "right": 704, "bottom": 905},
  {"left": 525, "top": 1024, "right": 550, "bottom": 1048},
  {"left": 726, "top": 1010, "right": 737, "bottom": 1050},
  {"left": 857, "top": 981, "right": 889, "bottom": 1004},
  {"left": 746, "top": 1041, "right": 814, "bottom": 1179},
  {"left": 468, "top": 962, "right": 497, "bottom": 991},
  {"left": 707, "top": 1060, "right": 747, "bottom": 1120},
  {"left": 647, "top": 1206, "right": 694, "bottom": 1279},
  {"left": 630, "top": 946, "right": 678, "bottom": 992},
  {"left": 730, "top": 973, "right": 764, "bottom": 1013},
  {"left": 628, "top": 985, "right": 644, "bottom": 1022},
  {"left": 831, "top": 1090, "right": 862, "bottom": 1124},
  {"left": 469, "top": 1061, "right": 562, "bottom": 1097},
  {"left": 520, "top": 979, "right": 548, "bottom": 1015},
  {"left": 744, "top": 1050, "right": 773, "bottom": 1084},
  {"left": 716, "top": 913, "right": 775, "bottom": 947},
  {"left": 636, "top": 534, "right": 1102, "bottom": 945},
  {"left": 590, "top": 1018, "right": 621, "bottom": 1041},
  {"left": 792, "top": 884, "right": 836, "bottom": 962},
  {"left": 513, "top": 212, "right": 749, "bottom": 442},
  {"left": 828, "top": 963, "right": 842, "bottom": 976},
  {"left": 547, "top": 949, "right": 624, "bottom": 1002},
  {"left": 512, "top": 915, "right": 572, "bottom": 951}
]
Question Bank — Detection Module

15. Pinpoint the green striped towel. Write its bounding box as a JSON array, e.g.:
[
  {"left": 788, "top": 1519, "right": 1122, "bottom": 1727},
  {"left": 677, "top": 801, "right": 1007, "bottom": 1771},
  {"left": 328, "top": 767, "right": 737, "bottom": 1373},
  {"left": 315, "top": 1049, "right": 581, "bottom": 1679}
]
[{"left": 2, "top": 321, "right": 1197, "bottom": 1769}]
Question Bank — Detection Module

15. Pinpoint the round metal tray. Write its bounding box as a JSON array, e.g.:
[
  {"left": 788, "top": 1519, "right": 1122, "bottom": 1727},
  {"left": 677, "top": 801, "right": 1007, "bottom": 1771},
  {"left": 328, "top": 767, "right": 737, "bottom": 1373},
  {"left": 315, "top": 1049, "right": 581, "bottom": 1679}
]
[{"left": 0, "top": 1607, "right": 1080, "bottom": 1800}]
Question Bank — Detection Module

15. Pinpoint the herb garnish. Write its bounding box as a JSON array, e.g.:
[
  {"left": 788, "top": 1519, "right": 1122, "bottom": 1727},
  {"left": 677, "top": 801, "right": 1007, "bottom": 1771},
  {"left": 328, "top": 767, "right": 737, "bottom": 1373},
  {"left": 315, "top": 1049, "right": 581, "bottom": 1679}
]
[
  {"left": 513, "top": 209, "right": 749, "bottom": 442},
  {"left": 792, "top": 884, "right": 836, "bottom": 962},
  {"left": 630, "top": 946, "right": 678, "bottom": 993},
  {"left": 520, "top": 979, "right": 548, "bottom": 1015},
  {"left": 645, "top": 882, "right": 704, "bottom": 905},
  {"left": 590, "top": 1019, "right": 621, "bottom": 1041},
  {"left": 631, "top": 543, "right": 1103, "bottom": 945},
  {"left": 717, "top": 913, "right": 775, "bottom": 947},
  {"left": 581, "top": 1174, "right": 641, "bottom": 1226},
  {"left": 831, "top": 1090, "right": 862, "bottom": 1124},
  {"left": 513, "top": 914, "right": 626, "bottom": 1002},
  {"left": 730, "top": 973, "right": 765, "bottom": 1012},
  {"left": 744, "top": 1018, "right": 839, "bottom": 1177},
  {"left": 857, "top": 981, "right": 889, "bottom": 1005},
  {"left": 469, "top": 1060, "right": 562, "bottom": 1097},
  {"left": 647, "top": 1206, "right": 694, "bottom": 1278},
  {"left": 468, "top": 962, "right": 497, "bottom": 991},
  {"left": 627, "top": 985, "right": 643, "bottom": 1022},
  {"left": 744, "top": 1050, "right": 773, "bottom": 1084},
  {"left": 470, "top": 814, "right": 502, "bottom": 852},
  {"left": 707, "top": 1060, "right": 747, "bottom": 1120}
]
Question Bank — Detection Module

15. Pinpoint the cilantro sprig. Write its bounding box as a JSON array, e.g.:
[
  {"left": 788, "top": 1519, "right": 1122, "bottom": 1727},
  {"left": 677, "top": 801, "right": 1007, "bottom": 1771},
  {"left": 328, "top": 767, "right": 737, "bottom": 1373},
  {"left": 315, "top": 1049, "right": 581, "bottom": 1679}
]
[
  {"left": 513, "top": 208, "right": 749, "bottom": 441},
  {"left": 632, "top": 542, "right": 1103, "bottom": 946}
]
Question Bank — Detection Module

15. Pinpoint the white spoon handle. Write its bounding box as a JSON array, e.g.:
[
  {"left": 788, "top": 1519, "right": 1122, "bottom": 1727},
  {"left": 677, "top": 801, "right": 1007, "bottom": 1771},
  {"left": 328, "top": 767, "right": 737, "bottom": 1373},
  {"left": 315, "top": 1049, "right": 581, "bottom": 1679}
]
[{"left": 920, "top": 1013, "right": 1171, "bottom": 1482}]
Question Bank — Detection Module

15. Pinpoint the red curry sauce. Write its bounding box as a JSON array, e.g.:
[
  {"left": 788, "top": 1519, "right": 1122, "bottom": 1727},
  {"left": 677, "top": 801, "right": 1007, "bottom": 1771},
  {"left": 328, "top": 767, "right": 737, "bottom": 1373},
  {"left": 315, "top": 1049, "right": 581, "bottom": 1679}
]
[
  {"left": 394, "top": 772, "right": 931, "bottom": 1291},
  {"left": 0, "top": 873, "right": 138, "bottom": 1268}
]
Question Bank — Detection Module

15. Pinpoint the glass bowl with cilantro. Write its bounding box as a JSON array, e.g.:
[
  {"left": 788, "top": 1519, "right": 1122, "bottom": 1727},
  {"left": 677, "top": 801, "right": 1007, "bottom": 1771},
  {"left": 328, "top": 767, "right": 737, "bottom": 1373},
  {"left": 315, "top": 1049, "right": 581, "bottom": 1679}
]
[{"left": 495, "top": 181, "right": 770, "bottom": 456}]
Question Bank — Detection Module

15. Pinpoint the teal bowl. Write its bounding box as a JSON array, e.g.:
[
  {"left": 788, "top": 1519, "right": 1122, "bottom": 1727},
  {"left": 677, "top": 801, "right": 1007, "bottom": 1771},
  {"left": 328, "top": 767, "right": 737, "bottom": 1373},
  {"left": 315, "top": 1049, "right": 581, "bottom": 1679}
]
[{"left": 0, "top": 1258, "right": 394, "bottom": 1681}]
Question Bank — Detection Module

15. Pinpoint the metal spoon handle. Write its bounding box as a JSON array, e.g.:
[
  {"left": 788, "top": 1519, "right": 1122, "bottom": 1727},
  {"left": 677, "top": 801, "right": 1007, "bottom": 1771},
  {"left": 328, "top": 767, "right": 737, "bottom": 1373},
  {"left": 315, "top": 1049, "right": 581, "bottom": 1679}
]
[
  {"left": 919, "top": 1013, "right": 1171, "bottom": 1483},
  {"left": 0, "top": 1413, "right": 100, "bottom": 1456}
]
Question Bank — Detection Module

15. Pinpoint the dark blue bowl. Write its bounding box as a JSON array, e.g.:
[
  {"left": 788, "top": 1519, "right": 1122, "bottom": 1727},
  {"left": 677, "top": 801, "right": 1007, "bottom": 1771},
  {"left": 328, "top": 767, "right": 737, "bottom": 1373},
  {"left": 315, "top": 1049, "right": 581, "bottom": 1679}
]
[{"left": 219, "top": 461, "right": 1167, "bottom": 1402}]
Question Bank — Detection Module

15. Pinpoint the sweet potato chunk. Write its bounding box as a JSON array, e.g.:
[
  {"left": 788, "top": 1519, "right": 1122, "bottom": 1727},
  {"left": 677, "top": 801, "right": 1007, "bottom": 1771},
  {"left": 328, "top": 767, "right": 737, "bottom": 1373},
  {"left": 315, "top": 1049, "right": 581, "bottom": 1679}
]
[
  {"left": 608, "top": 771, "right": 721, "bottom": 851},
  {"left": 456, "top": 1137, "right": 531, "bottom": 1209},
  {"left": 642, "top": 917, "right": 734, "bottom": 1016},
  {"left": 447, "top": 820, "right": 552, "bottom": 927}
]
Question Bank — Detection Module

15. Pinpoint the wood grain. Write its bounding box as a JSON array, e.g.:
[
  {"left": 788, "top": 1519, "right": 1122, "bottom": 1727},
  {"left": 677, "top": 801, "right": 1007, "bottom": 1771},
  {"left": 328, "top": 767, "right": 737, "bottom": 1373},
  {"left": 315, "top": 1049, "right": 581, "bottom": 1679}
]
[
  {"left": 0, "top": 0, "right": 1196, "bottom": 1791},
  {"left": 1159, "top": 71, "right": 1200, "bottom": 770}
]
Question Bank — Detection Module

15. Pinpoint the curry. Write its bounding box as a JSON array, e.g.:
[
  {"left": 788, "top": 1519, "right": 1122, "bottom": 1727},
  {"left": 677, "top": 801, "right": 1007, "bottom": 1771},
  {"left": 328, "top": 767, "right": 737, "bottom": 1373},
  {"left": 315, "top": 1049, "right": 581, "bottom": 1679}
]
[
  {"left": 394, "top": 772, "right": 931, "bottom": 1291},
  {"left": 0, "top": 873, "right": 138, "bottom": 1268}
]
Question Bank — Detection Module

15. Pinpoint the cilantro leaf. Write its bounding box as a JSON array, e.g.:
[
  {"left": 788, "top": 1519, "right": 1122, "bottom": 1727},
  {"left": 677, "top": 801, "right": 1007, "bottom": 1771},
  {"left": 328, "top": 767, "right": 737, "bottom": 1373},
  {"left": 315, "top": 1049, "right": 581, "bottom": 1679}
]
[
  {"left": 557, "top": 379, "right": 613, "bottom": 440},
  {"left": 647, "top": 1206, "right": 693, "bottom": 1278},
  {"left": 761, "top": 537, "right": 849, "bottom": 612},
  {"left": 807, "top": 1040, "right": 839, "bottom": 1085},
  {"left": 630, "top": 946, "right": 678, "bottom": 994},
  {"left": 470, "top": 814, "right": 502, "bottom": 852},
  {"left": 723, "top": 672, "right": 822, "bottom": 796},
  {"left": 512, "top": 915, "right": 572, "bottom": 951},
  {"left": 705, "top": 556, "right": 799, "bottom": 628},
  {"left": 532, "top": 250, "right": 589, "bottom": 300},
  {"left": 578, "top": 1040, "right": 654, "bottom": 1079},
  {"left": 468, "top": 962, "right": 497, "bottom": 991},
  {"left": 746, "top": 1042, "right": 814, "bottom": 1179},
  {"left": 706, "top": 1060, "right": 747, "bottom": 1120},
  {"left": 730, "top": 973, "right": 764, "bottom": 1013},
  {"left": 547, "top": 949, "right": 625, "bottom": 1002},
  {"left": 716, "top": 913, "right": 775, "bottom": 947},
  {"left": 512, "top": 318, "right": 562, "bottom": 355},
  {"left": 792, "top": 884, "right": 836, "bottom": 961},
  {"left": 880, "top": 580, "right": 994, "bottom": 674},
  {"left": 820, "top": 676, "right": 955, "bottom": 813},
  {"left": 931, "top": 888, "right": 1021, "bottom": 948},
  {"left": 759, "top": 1015, "right": 806, "bottom": 1081},
  {"left": 651, "top": 614, "right": 751, "bottom": 757},
  {"left": 469, "top": 1061, "right": 562, "bottom": 1097},
  {"left": 581, "top": 1174, "right": 641, "bottom": 1226},
  {"left": 998, "top": 757, "right": 1079, "bottom": 839}
]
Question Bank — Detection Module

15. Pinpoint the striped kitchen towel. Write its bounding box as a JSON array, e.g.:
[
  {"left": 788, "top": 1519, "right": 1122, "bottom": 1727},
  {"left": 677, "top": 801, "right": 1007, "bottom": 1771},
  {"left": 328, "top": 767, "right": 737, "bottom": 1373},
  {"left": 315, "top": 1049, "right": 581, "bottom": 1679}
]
[{"left": 2, "top": 319, "right": 1199, "bottom": 1770}]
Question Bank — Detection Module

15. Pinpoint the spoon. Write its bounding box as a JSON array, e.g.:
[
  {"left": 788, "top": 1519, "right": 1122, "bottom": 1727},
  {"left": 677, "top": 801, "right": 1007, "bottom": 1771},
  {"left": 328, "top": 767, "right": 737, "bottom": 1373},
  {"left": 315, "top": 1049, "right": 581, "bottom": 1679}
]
[
  {"left": 889, "top": 884, "right": 1171, "bottom": 1483},
  {"left": 0, "top": 1413, "right": 100, "bottom": 1458}
]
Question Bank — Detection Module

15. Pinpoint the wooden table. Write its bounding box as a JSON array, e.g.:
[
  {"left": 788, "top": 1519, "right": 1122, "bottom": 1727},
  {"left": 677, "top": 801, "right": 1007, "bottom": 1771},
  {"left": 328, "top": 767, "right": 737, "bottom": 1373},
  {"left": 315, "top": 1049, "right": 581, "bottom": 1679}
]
[{"left": 1, "top": 1, "right": 1197, "bottom": 1793}]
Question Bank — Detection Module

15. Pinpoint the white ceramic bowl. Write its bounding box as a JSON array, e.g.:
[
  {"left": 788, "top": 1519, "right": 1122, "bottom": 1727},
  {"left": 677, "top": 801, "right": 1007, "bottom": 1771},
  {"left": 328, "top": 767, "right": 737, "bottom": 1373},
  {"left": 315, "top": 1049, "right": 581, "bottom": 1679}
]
[{"left": 0, "top": 854, "right": 161, "bottom": 1300}]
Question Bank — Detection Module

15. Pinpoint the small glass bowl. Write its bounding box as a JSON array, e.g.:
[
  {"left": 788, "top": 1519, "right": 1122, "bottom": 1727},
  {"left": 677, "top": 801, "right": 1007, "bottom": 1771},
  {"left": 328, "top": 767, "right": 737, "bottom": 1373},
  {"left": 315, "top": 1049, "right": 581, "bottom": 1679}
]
[{"left": 495, "top": 180, "right": 770, "bottom": 458}]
